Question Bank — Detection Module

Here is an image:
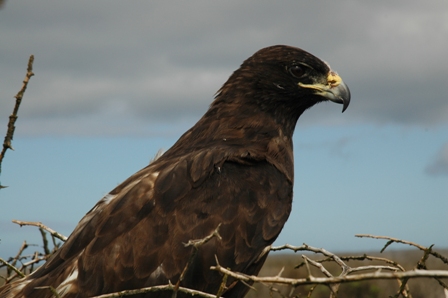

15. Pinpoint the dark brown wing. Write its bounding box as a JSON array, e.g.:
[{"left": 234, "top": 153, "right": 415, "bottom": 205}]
[{"left": 12, "top": 146, "right": 291, "bottom": 298}]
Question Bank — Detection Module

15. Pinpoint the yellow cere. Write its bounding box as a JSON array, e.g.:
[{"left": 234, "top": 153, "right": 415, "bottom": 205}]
[{"left": 327, "top": 72, "right": 342, "bottom": 87}]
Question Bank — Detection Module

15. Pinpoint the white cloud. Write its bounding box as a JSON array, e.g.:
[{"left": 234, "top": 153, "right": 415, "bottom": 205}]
[{"left": 1, "top": 0, "right": 447, "bottom": 136}]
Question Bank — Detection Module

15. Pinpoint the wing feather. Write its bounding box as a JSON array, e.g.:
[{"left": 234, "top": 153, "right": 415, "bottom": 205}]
[{"left": 9, "top": 146, "right": 292, "bottom": 297}]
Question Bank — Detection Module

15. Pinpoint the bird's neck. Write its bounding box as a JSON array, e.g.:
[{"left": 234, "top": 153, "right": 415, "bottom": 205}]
[{"left": 163, "top": 100, "right": 296, "bottom": 182}]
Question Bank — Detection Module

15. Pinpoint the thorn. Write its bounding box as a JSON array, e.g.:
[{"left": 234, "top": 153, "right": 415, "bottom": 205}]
[
  {"left": 5, "top": 142, "right": 14, "bottom": 150},
  {"left": 276, "top": 267, "right": 285, "bottom": 277}
]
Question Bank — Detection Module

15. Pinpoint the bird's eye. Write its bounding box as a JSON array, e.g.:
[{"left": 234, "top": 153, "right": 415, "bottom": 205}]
[{"left": 288, "top": 65, "right": 306, "bottom": 78}]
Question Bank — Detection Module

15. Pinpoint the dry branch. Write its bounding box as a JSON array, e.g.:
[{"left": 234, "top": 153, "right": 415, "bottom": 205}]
[
  {"left": 211, "top": 262, "right": 448, "bottom": 285},
  {"left": 0, "top": 257, "right": 25, "bottom": 278},
  {"left": 356, "top": 234, "right": 448, "bottom": 264},
  {"left": 2, "top": 222, "right": 448, "bottom": 297},
  {"left": 183, "top": 223, "right": 222, "bottom": 248},
  {"left": 0, "top": 55, "right": 34, "bottom": 189},
  {"left": 12, "top": 220, "right": 68, "bottom": 241},
  {"left": 0, "top": 222, "right": 62, "bottom": 282},
  {"left": 90, "top": 283, "right": 221, "bottom": 298}
]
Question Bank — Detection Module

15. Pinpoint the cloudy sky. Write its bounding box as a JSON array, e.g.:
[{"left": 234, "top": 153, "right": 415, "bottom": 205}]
[{"left": 1, "top": 1, "right": 447, "bottom": 259}]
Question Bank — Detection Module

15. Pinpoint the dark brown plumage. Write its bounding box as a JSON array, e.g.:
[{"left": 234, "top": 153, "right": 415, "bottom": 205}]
[{"left": 0, "top": 45, "right": 350, "bottom": 298}]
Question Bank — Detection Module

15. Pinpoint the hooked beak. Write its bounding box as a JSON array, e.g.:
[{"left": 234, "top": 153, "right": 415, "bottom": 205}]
[{"left": 298, "top": 71, "right": 351, "bottom": 112}]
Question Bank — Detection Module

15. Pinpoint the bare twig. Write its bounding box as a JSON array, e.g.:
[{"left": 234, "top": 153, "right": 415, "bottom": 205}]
[
  {"left": 0, "top": 257, "right": 25, "bottom": 278},
  {"left": 272, "top": 242, "right": 411, "bottom": 297},
  {"left": 340, "top": 254, "right": 406, "bottom": 272},
  {"left": 211, "top": 265, "right": 448, "bottom": 286},
  {"left": 8, "top": 240, "right": 28, "bottom": 273},
  {"left": 293, "top": 245, "right": 405, "bottom": 298},
  {"left": 183, "top": 223, "right": 222, "bottom": 248},
  {"left": 12, "top": 220, "right": 68, "bottom": 241},
  {"left": 302, "top": 255, "right": 338, "bottom": 296},
  {"left": 90, "top": 283, "right": 222, "bottom": 298},
  {"left": 355, "top": 234, "right": 428, "bottom": 251},
  {"left": 392, "top": 277, "right": 411, "bottom": 298},
  {"left": 0, "top": 55, "right": 34, "bottom": 189},
  {"left": 215, "top": 268, "right": 229, "bottom": 298},
  {"left": 3, "top": 226, "right": 447, "bottom": 297},
  {"left": 21, "top": 253, "right": 47, "bottom": 268},
  {"left": 39, "top": 228, "right": 51, "bottom": 255},
  {"left": 356, "top": 234, "right": 448, "bottom": 266},
  {"left": 173, "top": 224, "right": 222, "bottom": 297}
]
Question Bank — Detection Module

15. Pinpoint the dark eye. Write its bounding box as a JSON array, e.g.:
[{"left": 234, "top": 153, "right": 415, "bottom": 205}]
[{"left": 288, "top": 65, "right": 306, "bottom": 78}]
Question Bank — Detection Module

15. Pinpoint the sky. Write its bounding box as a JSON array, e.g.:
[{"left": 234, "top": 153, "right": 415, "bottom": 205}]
[{"left": 0, "top": 1, "right": 447, "bottom": 260}]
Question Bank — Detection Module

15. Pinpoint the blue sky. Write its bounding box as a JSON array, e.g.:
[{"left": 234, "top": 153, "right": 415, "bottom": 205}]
[{"left": 1, "top": 1, "right": 447, "bottom": 259}]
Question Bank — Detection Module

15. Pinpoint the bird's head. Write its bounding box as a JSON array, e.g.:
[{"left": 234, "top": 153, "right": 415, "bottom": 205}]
[{"left": 216, "top": 45, "right": 350, "bottom": 123}]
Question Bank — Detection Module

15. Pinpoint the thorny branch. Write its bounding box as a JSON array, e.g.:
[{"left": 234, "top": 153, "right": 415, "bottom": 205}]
[
  {"left": 356, "top": 234, "right": 448, "bottom": 265},
  {"left": 170, "top": 224, "right": 222, "bottom": 298},
  {"left": 211, "top": 262, "right": 448, "bottom": 284},
  {"left": 90, "top": 283, "right": 221, "bottom": 298},
  {"left": 12, "top": 220, "right": 68, "bottom": 242},
  {"left": 0, "top": 55, "right": 34, "bottom": 189},
  {"left": 0, "top": 257, "right": 25, "bottom": 278},
  {"left": 0, "top": 221, "right": 64, "bottom": 283},
  {"left": 356, "top": 233, "right": 448, "bottom": 295},
  {"left": 1, "top": 223, "right": 447, "bottom": 298},
  {"left": 183, "top": 223, "right": 222, "bottom": 248}
]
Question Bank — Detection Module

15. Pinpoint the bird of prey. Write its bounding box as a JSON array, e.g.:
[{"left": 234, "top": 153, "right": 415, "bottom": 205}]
[{"left": 0, "top": 45, "right": 350, "bottom": 298}]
